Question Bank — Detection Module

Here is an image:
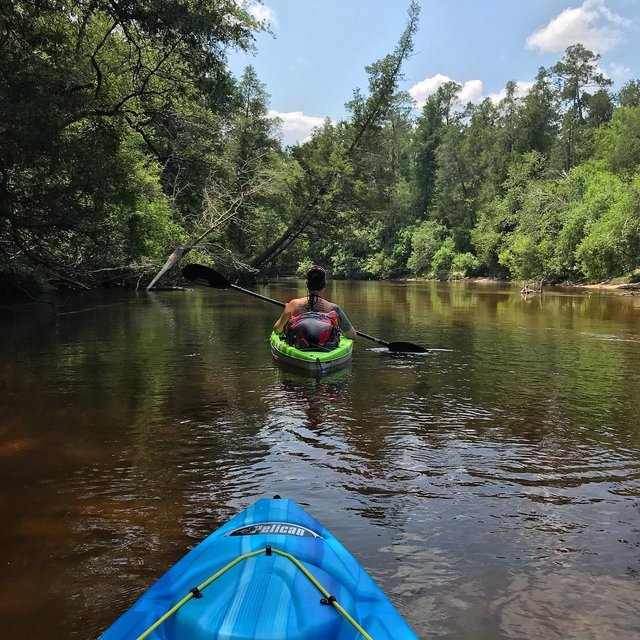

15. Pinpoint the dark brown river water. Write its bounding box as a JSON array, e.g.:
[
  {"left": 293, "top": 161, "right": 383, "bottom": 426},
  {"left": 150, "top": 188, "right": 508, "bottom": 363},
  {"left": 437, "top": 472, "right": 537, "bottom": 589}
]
[{"left": 1, "top": 281, "right": 639, "bottom": 639}]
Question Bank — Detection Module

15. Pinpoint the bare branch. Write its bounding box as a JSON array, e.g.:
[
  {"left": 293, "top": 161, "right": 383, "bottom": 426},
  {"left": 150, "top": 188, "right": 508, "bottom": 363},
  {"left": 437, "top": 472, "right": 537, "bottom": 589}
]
[{"left": 146, "top": 155, "right": 276, "bottom": 290}]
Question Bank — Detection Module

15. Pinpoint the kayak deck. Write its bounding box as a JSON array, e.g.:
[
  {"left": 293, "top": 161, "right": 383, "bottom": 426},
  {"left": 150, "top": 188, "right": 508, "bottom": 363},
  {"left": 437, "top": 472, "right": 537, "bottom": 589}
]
[
  {"left": 270, "top": 332, "right": 353, "bottom": 374},
  {"left": 100, "top": 498, "right": 418, "bottom": 640}
]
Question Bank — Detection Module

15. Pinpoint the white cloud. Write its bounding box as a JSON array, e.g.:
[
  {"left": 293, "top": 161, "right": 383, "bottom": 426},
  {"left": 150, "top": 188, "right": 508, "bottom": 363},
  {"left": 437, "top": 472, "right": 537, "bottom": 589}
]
[
  {"left": 268, "top": 110, "right": 326, "bottom": 146},
  {"left": 408, "top": 74, "right": 486, "bottom": 108},
  {"left": 409, "top": 75, "right": 533, "bottom": 109},
  {"left": 487, "top": 81, "right": 535, "bottom": 104},
  {"left": 526, "top": 0, "right": 630, "bottom": 54},
  {"left": 241, "top": 1, "right": 277, "bottom": 28},
  {"left": 408, "top": 73, "right": 453, "bottom": 106},
  {"left": 459, "top": 80, "right": 484, "bottom": 104}
]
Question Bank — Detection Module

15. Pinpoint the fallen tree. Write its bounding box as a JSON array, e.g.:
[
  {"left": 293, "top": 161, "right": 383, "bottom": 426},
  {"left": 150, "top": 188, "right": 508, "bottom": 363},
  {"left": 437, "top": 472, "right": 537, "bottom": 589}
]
[{"left": 249, "top": 1, "right": 420, "bottom": 275}]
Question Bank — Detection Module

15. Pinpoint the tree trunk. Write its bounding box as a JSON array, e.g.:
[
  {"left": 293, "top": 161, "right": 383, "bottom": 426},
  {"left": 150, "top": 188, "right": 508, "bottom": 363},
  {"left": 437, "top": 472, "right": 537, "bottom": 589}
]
[
  {"left": 248, "top": 3, "right": 419, "bottom": 274},
  {"left": 145, "top": 243, "right": 194, "bottom": 291},
  {"left": 249, "top": 184, "right": 328, "bottom": 271},
  {"left": 146, "top": 159, "right": 273, "bottom": 289}
]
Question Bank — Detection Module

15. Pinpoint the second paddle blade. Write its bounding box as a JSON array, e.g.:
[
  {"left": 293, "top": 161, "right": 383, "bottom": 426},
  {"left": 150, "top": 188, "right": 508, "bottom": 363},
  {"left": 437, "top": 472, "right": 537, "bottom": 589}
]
[
  {"left": 182, "top": 264, "right": 231, "bottom": 289},
  {"left": 388, "top": 342, "right": 429, "bottom": 354}
]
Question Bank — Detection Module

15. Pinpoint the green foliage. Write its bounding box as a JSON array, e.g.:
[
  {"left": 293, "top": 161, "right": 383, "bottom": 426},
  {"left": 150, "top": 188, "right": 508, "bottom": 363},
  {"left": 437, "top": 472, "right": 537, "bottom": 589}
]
[
  {"left": 594, "top": 106, "right": 640, "bottom": 173},
  {"left": 431, "top": 237, "right": 456, "bottom": 279},
  {"left": 471, "top": 151, "right": 548, "bottom": 273},
  {"left": 551, "top": 44, "right": 612, "bottom": 119},
  {"left": 407, "top": 221, "right": 447, "bottom": 275},
  {"left": 412, "top": 82, "right": 458, "bottom": 214},
  {"left": 451, "top": 252, "right": 480, "bottom": 278},
  {"left": 549, "top": 44, "right": 613, "bottom": 170},
  {"left": 551, "top": 164, "right": 623, "bottom": 278},
  {"left": 617, "top": 80, "right": 640, "bottom": 108},
  {"left": 296, "top": 258, "right": 314, "bottom": 277},
  {"left": 0, "top": 0, "right": 261, "bottom": 287},
  {"left": 516, "top": 68, "right": 559, "bottom": 155},
  {"left": 585, "top": 90, "right": 614, "bottom": 127},
  {"left": 389, "top": 225, "right": 416, "bottom": 276},
  {"left": 362, "top": 252, "right": 396, "bottom": 279},
  {"left": 330, "top": 252, "right": 366, "bottom": 279},
  {"left": 576, "top": 171, "right": 640, "bottom": 279},
  {"left": 499, "top": 235, "right": 554, "bottom": 281}
]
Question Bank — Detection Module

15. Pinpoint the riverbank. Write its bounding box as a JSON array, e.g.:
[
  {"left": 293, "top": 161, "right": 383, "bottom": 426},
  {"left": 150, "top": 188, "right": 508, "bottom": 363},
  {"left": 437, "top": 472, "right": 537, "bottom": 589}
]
[
  {"left": 457, "top": 273, "right": 640, "bottom": 297},
  {"left": 401, "top": 277, "right": 640, "bottom": 296},
  {"left": 578, "top": 281, "right": 640, "bottom": 295}
]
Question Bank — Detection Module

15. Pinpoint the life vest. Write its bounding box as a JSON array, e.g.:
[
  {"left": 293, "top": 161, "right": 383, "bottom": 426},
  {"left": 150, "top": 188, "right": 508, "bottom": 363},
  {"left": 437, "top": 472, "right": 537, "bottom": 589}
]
[{"left": 284, "top": 311, "right": 340, "bottom": 351}]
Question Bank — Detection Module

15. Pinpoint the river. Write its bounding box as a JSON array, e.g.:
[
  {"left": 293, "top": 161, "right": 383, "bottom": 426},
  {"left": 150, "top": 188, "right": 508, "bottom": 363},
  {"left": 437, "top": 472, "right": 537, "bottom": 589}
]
[{"left": 1, "top": 280, "right": 639, "bottom": 639}]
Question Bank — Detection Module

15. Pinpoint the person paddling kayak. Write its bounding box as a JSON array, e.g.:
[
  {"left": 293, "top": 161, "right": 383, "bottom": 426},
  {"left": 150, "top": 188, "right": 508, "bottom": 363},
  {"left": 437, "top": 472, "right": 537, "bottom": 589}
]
[{"left": 273, "top": 265, "right": 357, "bottom": 350}]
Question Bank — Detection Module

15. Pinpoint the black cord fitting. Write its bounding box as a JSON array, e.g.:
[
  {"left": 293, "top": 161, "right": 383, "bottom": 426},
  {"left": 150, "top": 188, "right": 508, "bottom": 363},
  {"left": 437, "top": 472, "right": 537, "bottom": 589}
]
[
  {"left": 190, "top": 587, "right": 203, "bottom": 599},
  {"left": 266, "top": 545, "right": 272, "bottom": 556},
  {"left": 320, "top": 595, "right": 337, "bottom": 605}
]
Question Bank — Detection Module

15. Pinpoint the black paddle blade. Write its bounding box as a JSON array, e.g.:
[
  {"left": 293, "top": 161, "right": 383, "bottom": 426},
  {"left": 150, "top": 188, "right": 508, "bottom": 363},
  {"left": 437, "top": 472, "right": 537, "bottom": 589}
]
[
  {"left": 181, "top": 264, "right": 231, "bottom": 289},
  {"left": 388, "top": 342, "right": 429, "bottom": 354}
]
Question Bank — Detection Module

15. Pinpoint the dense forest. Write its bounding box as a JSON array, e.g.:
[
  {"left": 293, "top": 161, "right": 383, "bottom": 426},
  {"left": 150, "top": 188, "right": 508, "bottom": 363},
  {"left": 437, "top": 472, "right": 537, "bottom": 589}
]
[{"left": 1, "top": 1, "right": 639, "bottom": 292}]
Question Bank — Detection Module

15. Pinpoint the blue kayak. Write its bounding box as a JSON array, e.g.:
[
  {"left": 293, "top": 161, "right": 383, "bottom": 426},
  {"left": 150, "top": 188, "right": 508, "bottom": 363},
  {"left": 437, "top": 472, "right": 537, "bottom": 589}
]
[{"left": 100, "top": 497, "right": 418, "bottom": 639}]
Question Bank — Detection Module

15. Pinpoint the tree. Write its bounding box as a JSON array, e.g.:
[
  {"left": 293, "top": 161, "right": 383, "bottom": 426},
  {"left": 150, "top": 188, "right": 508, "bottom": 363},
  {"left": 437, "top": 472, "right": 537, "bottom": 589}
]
[
  {"left": 617, "top": 80, "right": 640, "bottom": 108},
  {"left": 472, "top": 151, "right": 547, "bottom": 275},
  {"left": 551, "top": 44, "right": 612, "bottom": 120},
  {"left": 594, "top": 106, "right": 640, "bottom": 174},
  {"left": 585, "top": 89, "right": 614, "bottom": 127},
  {"left": 145, "top": 154, "right": 279, "bottom": 290},
  {"left": 551, "top": 44, "right": 612, "bottom": 169},
  {"left": 247, "top": 1, "right": 421, "bottom": 275},
  {"left": 432, "top": 120, "right": 475, "bottom": 249},
  {"left": 576, "top": 171, "right": 640, "bottom": 280},
  {"left": 515, "top": 67, "right": 559, "bottom": 156},
  {"left": 335, "top": 91, "right": 417, "bottom": 278},
  {"left": 551, "top": 163, "right": 623, "bottom": 280},
  {"left": 0, "top": 0, "right": 261, "bottom": 288},
  {"left": 413, "top": 81, "right": 461, "bottom": 216},
  {"left": 407, "top": 220, "right": 447, "bottom": 275}
]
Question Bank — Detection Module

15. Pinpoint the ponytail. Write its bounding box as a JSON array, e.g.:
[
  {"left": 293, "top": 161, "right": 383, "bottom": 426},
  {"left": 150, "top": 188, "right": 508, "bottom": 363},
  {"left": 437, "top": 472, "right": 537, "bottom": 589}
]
[{"left": 305, "top": 265, "right": 326, "bottom": 311}]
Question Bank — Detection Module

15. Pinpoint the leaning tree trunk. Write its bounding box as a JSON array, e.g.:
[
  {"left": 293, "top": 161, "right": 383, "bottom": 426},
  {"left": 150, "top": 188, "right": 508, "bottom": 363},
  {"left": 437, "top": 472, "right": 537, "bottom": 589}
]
[
  {"left": 249, "top": 183, "right": 329, "bottom": 271},
  {"left": 145, "top": 241, "right": 197, "bottom": 291},
  {"left": 146, "top": 2, "right": 419, "bottom": 286},
  {"left": 249, "top": 2, "right": 419, "bottom": 274},
  {"left": 146, "top": 208, "right": 237, "bottom": 291},
  {"left": 146, "top": 161, "right": 272, "bottom": 290}
]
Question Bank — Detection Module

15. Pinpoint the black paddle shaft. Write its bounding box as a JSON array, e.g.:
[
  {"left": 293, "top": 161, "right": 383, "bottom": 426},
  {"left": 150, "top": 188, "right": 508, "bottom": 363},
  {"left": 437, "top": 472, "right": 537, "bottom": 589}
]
[
  {"left": 230, "top": 283, "right": 285, "bottom": 308},
  {"left": 181, "top": 264, "right": 428, "bottom": 353}
]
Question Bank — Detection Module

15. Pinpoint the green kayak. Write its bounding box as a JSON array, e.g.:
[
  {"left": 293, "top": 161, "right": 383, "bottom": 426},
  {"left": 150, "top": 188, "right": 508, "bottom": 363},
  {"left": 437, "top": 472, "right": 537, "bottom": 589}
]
[{"left": 270, "top": 332, "right": 353, "bottom": 374}]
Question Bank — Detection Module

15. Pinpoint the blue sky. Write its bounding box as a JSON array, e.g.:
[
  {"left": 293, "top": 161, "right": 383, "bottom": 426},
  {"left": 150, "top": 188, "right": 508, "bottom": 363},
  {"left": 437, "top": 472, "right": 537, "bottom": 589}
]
[{"left": 230, "top": 1, "right": 640, "bottom": 145}]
